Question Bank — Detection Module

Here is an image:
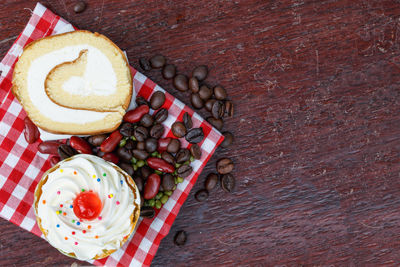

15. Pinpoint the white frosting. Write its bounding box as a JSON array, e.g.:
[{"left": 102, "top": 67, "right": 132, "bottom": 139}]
[
  {"left": 27, "top": 45, "right": 116, "bottom": 124},
  {"left": 37, "top": 154, "right": 140, "bottom": 260}
]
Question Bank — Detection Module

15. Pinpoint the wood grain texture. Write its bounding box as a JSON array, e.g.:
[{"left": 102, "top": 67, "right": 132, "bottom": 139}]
[{"left": 1, "top": 0, "right": 400, "bottom": 266}]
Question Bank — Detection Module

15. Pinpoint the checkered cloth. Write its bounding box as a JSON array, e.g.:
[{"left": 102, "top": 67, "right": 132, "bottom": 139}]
[{"left": 0, "top": 3, "right": 223, "bottom": 266}]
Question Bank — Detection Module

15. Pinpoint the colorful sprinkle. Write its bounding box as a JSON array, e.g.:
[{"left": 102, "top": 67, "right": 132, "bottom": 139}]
[
  {"left": 88, "top": 225, "right": 92, "bottom": 229},
  {"left": 72, "top": 219, "right": 75, "bottom": 223},
  {"left": 60, "top": 169, "right": 63, "bottom": 173},
  {"left": 63, "top": 212, "right": 67, "bottom": 216},
  {"left": 70, "top": 205, "right": 73, "bottom": 208},
  {"left": 92, "top": 174, "right": 96, "bottom": 179},
  {"left": 81, "top": 189, "right": 85, "bottom": 192},
  {"left": 57, "top": 191, "right": 60, "bottom": 195},
  {"left": 73, "top": 171, "right": 77, "bottom": 175},
  {"left": 60, "top": 204, "right": 63, "bottom": 208},
  {"left": 64, "top": 237, "right": 68, "bottom": 240},
  {"left": 72, "top": 231, "right": 75, "bottom": 235},
  {"left": 116, "top": 201, "right": 120, "bottom": 205},
  {"left": 103, "top": 173, "right": 106, "bottom": 177},
  {"left": 98, "top": 216, "right": 102, "bottom": 220},
  {"left": 75, "top": 242, "right": 78, "bottom": 245},
  {"left": 56, "top": 210, "right": 62, "bottom": 215},
  {"left": 76, "top": 221, "right": 81, "bottom": 226},
  {"left": 97, "top": 178, "right": 101, "bottom": 182},
  {"left": 95, "top": 235, "right": 99, "bottom": 239},
  {"left": 56, "top": 224, "right": 60, "bottom": 228},
  {"left": 120, "top": 180, "right": 123, "bottom": 185},
  {"left": 42, "top": 200, "right": 46, "bottom": 204},
  {"left": 82, "top": 230, "right": 86, "bottom": 234},
  {"left": 108, "top": 194, "right": 113, "bottom": 199}
]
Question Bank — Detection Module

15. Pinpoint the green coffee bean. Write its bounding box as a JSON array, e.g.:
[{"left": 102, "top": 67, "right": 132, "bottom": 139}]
[
  {"left": 190, "top": 156, "right": 195, "bottom": 162},
  {"left": 119, "top": 138, "right": 127, "bottom": 147},
  {"left": 160, "top": 195, "right": 169, "bottom": 204},
  {"left": 175, "top": 163, "right": 182, "bottom": 168},
  {"left": 173, "top": 185, "right": 177, "bottom": 190},
  {"left": 148, "top": 199, "right": 155, "bottom": 207},
  {"left": 177, "top": 177, "right": 184, "bottom": 183},
  {"left": 183, "top": 160, "right": 190, "bottom": 165},
  {"left": 156, "top": 192, "right": 163, "bottom": 200},
  {"left": 131, "top": 136, "right": 137, "bottom": 141},
  {"left": 131, "top": 157, "right": 137, "bottom": 164},
  {"left": 165, "top": 190, "right": 172, "bottom": 196},
  {"left": 151, "top": 151, "right": 158, "bottom": 157},
  {"left": 155, "top": 200, "right": 162, "bottom": 209},
  {"left": 155, "top": 170, "right": 162, "bottom": 175},
  {"left": 133, "top": 165, "right": 138, "bottom": 171},
  {"left": 137, "top": 160, "right": 145, "bottom": 167}
]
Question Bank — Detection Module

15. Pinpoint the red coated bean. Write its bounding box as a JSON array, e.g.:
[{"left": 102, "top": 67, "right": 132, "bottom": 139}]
[
  {"left": 38, "top": 141, "right": 61, "bottom": 155},
  {"left": 147, "top": 157, "right": 175, "bottom": 173},
  {"left": 144, "top": 173, "right": 161, "bottom": 199},
  {"left": 157, "top": 137, "right": 171, "bottom": 152},
  {"left": 70, "top": 136, "right": 92, "bottom": 154},
  {"left": 123, "top": 105, "right": 149, "bottom": 123},
  {"left": 24, "top": 117, "right": 40, "bottom": 144},
  {"left": 102, "top": 153, "right": 119, "bottom": 164},
  {"left": 50, "top": 156, "right": 61, "bottom": 166},
  {"left": 100, "top": 130, "right": 122, "bottom": 152}
]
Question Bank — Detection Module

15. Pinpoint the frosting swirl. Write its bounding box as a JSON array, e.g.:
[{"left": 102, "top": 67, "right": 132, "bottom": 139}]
[{"left": 36, "top": 154, "right": 140, "bottom": 260}]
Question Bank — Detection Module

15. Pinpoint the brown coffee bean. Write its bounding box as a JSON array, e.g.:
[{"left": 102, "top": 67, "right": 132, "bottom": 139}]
[
  {"left": 150, "top": 124, "right": 164, "bottom": 139},
  {"left": 192, "top": 65, "right": 208, "bottom": 81},
  {"left": 162, "top": 174, "right": 175, "bottom": 191},
  {"left": 150, "top": 91, "right": 165, "bottom": 110},
  {"left": 87, "top": 134, "right": 108, "bottom": 147},
  {"left": 161, "top": 151, "right": 175, "bottom": 165},
  {"left": 221, "top": 132, "right": 234, "bottom": 148},
  {"left": 162, "top": 64, "right": 176, "bottom": 79},
  {"left": 211, "top": 101, "right": 225, "bottom": 119},
  {"left": 183, "top": 112, "right": 193, "bottom": 129},
  {"left": 177, "top": 164, "right": 193, "bottom": 178},
  {"left": 119, "top": 123, "right": 135, "bottom": 137},
  {"left": 213, "top": 85, "right": 227, "bottom": 100},
  {"left": 221, "top": 173, "right": 235, "bottom": 192},
  {"left": 119, "top": 162, "right": 134, "bottom": 176},
  {"left": 173, "top": 74, "right": 188, "bottom": 91},
  {"left": 174, "top": 230, "right": 187, "bottom": 246},
  {"left": 139, "top": 58, "right": 151, "bottom": 71},
  {"left": 207, "top": 117, "right": 224, "bottom": 130},
  {"left": 171, "top": 122, "right": 186, "bottom": 138},
  {"left": 133, "top": 176, "right": 144, "bottom": 192},
  {"left": 140, "top": 114, "right": 154, "bottom": 128},
  {"left": 134, "top": 126, "right": 148, "bottom": 142},
  {"left": 145, "top": 138, "right": 158, "bottom": 153},
  {"left": 116, "top": 146, "right": 132, "bottom": 162},
  {"left": 132, "top": 149, "right": 149, "bottom": 160},
  {"left": 224, "top": 100, "right": 234, "bottom": 117},
  {"left": 167, "top": 139, "right": 180, "bottom": 153},
  {"left": 176, "top": 149, "right": 190, "bottom": 163},
  {"left": 216, "top": 158, "right": 234, "bottom": 174},
  {"left": 205, "top": 99, "right": 216, "bottom": 112},
  {"left": 150, "top": 55, "right": 166, "bottom": 68},
  {"left": 185, "top": 128, "right": 204, "bottom": 144},
  {"left": 73, "top": 1, "right": 86, "bottom": 13},
  {"left": 141, "top": 165, "right": 152, "bottom": 179},
  {"left": 198, "top": 85, "right": 212, "bottom": 101},
  {"left": 136, "top": 96, "right": 149, "bottom": 106},
  {"left": 141, "top": 206, "right": 155, "bottom": 218},
  {"left": 191, "top": 93, "right": 204, "bottom": 109},
  {"left": 195, "top": 189, "right": 209, "bottom": 202},
  {"left": 154, "top": 108, "right": 168, "bottom": 123},
  {"left": 205, "top": 173, "right": 218, "bottom": 191},
  {"left": 125, "top": 139, "right": 135, "bottom": 150},
  {"left": 136, "top": 141, "right": 146, "bottom": 150},
  {"left": 58, "top": 144, "right": 78, "bottom": 160},
  {"left": 189, "top": 77, "right": 199, "bottom": 93},
  {"left": 189, "top": 144, "right": 202, "bottom": 159}
]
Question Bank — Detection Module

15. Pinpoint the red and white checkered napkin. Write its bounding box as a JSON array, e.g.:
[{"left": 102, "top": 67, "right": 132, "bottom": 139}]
[{"left": 0, "top": 3, "right": 223, "bottom": 266}]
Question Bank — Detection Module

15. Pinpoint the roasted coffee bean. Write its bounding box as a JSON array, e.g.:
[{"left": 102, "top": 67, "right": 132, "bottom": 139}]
[
  {"left": 176, "top": 149, "right": 190, "bottom": 163},
  {"left": 58, "top": 144, "right": 78, "bottom": 160},
  {"left": 173, "top": 74, "right": 188, "bottom": 91},
  {"left": 221, "top": 173, "right": 235, "bottom": 192},
  {"left": 125, "top": 139, "right": 135, "bottom": 150},
  {"left": 167, "top": 138, "right": 180, "bottom": 153},
  {"left": 150, "top": 124, "right": 164, "bottom": 139},
  {"left": 24, "top": 117, "right": 39, "bottom": 144},
  {"left": 190, "top": 144, "right": 202, "bottom": 159},
  {"left": 162, "top": 64, "right": 176, "bottom": 79},
  {"left": 139, "top": 58, "right": 151, "bottom": 71},
  {"left": 199, "top": 85, "right": 212, "bottom": 101},
  {"left": 150, "top": 55, "right": 166, "bottom": 68},
  {"left": 140, "top": 114, "right": 154, "bottom": 127},
  {"left": 183, "top": 112, "right": 193, "bottom": 129},
  {"left": 103, "top": 153, "right": 119, "bottom": 164},
  {"left": 140, "top": 194, "right": 144, "bottom": 207},
  {"left": 154, "top": 108, "right": 168, "bottom": 123},
  {"left": 213, "top": 85, "right": 227, "bottom": 100},
  {"left": 205, "top": 173, "right": 218, "bottom": 191},
  {"left": 38, "top": 141, "right": 61, "bottom": 155},
  {"left": 211, "top": 101, "right": 225, "bottom": 119},
  {"left": 136, "top": 96, "right": 149, "bottom": 106},
  {"left": 119, "top": 162, "right": 134, "bottom": 176},
  {"left": 96, "top": 149, "right": 105, "bottom": 158},
  {"left": 150, "top": 91, "right": 166, "bottom": 110},
  {"left": 189, "top": 77, "right": 199, "bottom": 93},
  {"left": 174, "top": 230, "right": 187, "bottom": 246},
  {"left": 141, "top": 165, "right": 152, "bottom": 179},
  {"left": 205, "top": 99, "right": 216, "bottom": 112},
  {"left": 190, "top": 93, "right": 204, "bottom": 109},
  {"left": 207, "top": 117, "right": 224, "bottom": 130},
  {"left": 87, "top": 134, "right": 108, "bottom": 147},
  {"left": 224, "top": 100, "right": 234, "bottom": 117},
  {"left": 119, "top": 122, "right": 135, "bottom": 137},
  {"left": 185, "top": 128, "right": 204, "bottom": 144},
  {"left": 161, "top": 151, "right": 175, "bottom": 165},
  {"left": 116, "top": 147, "right": 132, "bottom": 162},
  {"left": 70, "top": 136, "right": 92, "bottom": 154},
  {"left": 195, "top": 189, "right": 209, "bottom": 202},
  {"left": 50, "top": 156, "right": 60, "bottom": 167},
  {"left": 140, "top": 206, "right": 155, "bottom": 218},
  {"left": 73, "top": 1, "right": 86, "bottom": 13},
  {"left": 133, "top": 176, "right": 144, "bottom": 192},
  {"left": 192, "top": 65, "right": 208, "bottom": 81},
  {"left": 134, "top": 126, "right": 148, "bottom": 142},
  {"left": 216, "top": 158, "right": 234, "bottom": 174},
  {"left": 221, "top": 132, "right": 234, "bottom": 148},
  {"left": 171, "top": 122, "right": 186, "bottom": 138},
  {"left": 136, "top": 141, "right": 145, "bottom": 150},
  {"left": 145, "top": 138, "right": 158, "bottom": 153},
  {"left": 132, "top": 149, "right": 149, "bottom": 160},
  {"left": 177, "top": 165, "right": 193, "bottom": 178},
  {"left": 162, "top": 174, "right": 175, "bottom": 191}
]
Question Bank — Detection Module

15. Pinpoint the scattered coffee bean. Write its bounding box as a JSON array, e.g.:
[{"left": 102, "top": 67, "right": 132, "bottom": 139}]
[
  {"left": 211, "top": 101, "right": 225, "bottom": 119},
  {"left": 162, "top": 64, "right": 176, "bottom": 79},
  {"left": 173, "top": 74, "right": 188, "bottom": 91},
  {"left": 132, "top": 149, "right": 149, "bottom": 160},
  {"left": 58, "top": 144, "right": 78, "bottom": 160},
  {"left": 150, "top": 55, "right": 166, "bottom": 68},
  {"left": 171, "top": 122, "right": 187, "bottom": 138},
  {"left": 119, "top": 162, "right": 134, "bottom": 176},
  {"left": 207, "top": 117, "right": 224, "bottom": 130},
  {"left": 174, "top": 230, "right": 187, "bottom": 246},
  {"left": 150, "top": 91, "right": 165, "bottom": 110},
  {"left": 190, "top": 93, "right": 204, "bottom": 109},
  {"left": 161, "top": 151, "right": 175, "bottom": 165},
  {"left": 192, "top": 65, "right": 208, "bottom": 81},
  {"left": 185, "top": 128, "right": 204, "bottom": 144},
  {"left": 177, "top": 165, "right": 193, "bottom": 177},
  {"left": 139, "top": 58, "right": 151, "bottom": 71},
  {"left": 73, "top": 1, "right": 86, "bottom": 13},
  {"left": 134, "top": 126, "right": 149, "bottom": 142},
  {"left": 176, "top": 149, "right": 190, "bottom": 163},
  {"left": 116, "top": 146, "right": 132, "bottom": 162},
  {"left": 119, "top": 123, "right": 135, "bottom": 137},
  {"left": 190, "top": 144, "right": 202, "bottom": 159},
  {"left": 224, "top": 100, "right": 234, "bottom": 117},
  {"left": 221, "top": 173, "right": 235, "bottom": 192},
  {"left": 167, "top": 138, "right": 180, "bottom": 153},
  {"left": 205, "top": 173, "right": 218, "bottom": 191},
  {"left": 150, "top": 124, "right": 164, "bottom": 139},
  {"left": 216, "top": 158, "right": 234, "bottom": 174},
  {"left": 154, "top": 108, "right": 168, "bottom": 123},
  {"left": 140, "top": 114, "right": 154, "bottom": 128},
  {"left": 133, "top": 176, "right": 144, "bottom": 192},
  {"left": 183, "top": 112, "right": 193, "bottom": 129},
  {"left": 195, "top": 189, "right": 209, "bottom": 202},
  {"left": 136, "top": 96, "right": 149, "bottom": 106},
  {"left": 136, "top": 141, "right": 146, "bottom": 150},
  {"left": 141, "top": 206, "right": 156, "bottom": 218},
  {"left": 205, "top": 99, "right": 216, "bottom": 112},
  {"left": 162, "top": 174, "right": 175, "bottom": 191},
  {"left": 125, "top": 139, "right": 135, "bottom": 150},
  {"left": 220, "top": 132, "right": 234, "bottom": 148},
  {"left": 189, "top": 77, "right": 199, "bottom": 93},
  {"left": 199, "top": 85, "right": 212, "bottom": 101},
  {"left": 145, "top": 138, "right": 158, "bottom": 153},
  {"left": 141, "top": 165, "right": 152, "bottom": 179},
  {"left": 87, "top": 134, "right": 107, "bottom": 147},
  {"left": 213, "top": 85, "right": 227, "bottom": 100}
]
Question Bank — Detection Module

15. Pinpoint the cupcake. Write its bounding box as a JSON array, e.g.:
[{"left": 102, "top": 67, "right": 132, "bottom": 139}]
[{"left": 34, "top": 154, "right": 140, "bottom": 260}]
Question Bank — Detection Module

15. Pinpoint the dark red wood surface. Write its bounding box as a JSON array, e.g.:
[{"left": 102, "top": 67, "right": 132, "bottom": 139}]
[{"left": 2, "top": 0, "right": 400, "bottom": 266}]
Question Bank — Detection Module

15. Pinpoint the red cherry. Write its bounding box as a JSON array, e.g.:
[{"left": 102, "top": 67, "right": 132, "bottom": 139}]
[{"left": 73, "top": 191, "right": 102, "bottom": 221}]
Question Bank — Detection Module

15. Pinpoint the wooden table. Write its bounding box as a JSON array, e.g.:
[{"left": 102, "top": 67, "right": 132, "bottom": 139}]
[{"left": 2, "top": 0, "right": 400, "bottom": 266}]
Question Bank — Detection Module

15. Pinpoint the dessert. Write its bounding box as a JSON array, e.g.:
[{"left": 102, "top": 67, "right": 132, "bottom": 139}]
[{"left": 34, "top": 154, "right": 140, "bottom": 260}]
